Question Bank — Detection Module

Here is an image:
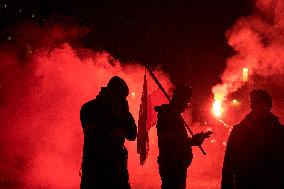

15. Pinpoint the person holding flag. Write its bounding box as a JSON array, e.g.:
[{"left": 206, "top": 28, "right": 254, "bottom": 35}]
[
  {"left": 137, "top": 67, "right": 212, "bottom": 188},
  {"left": 155, "top": 85, "right": 211, "bottom": 189}
]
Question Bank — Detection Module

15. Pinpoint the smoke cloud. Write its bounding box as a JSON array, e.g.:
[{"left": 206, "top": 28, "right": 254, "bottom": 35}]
[
  {"left": 0, "top": 22, "right": 173, "bottom": 188},
  {"left": 213, "top": 0, "right": 284, "bottom": 101},
  {"left": 2, "top": 1, "right": 283, "bottom": 187},
  {"left": 0, "top": 21, "right": 232, "bottom": 189},
  {"left": 208, "top": 1, "right": 284, "bottom": 188}
]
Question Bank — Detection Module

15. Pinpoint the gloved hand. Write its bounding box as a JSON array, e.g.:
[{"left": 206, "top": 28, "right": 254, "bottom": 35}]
[{"left": 189, "top": 131, "right": 212, "bottom": 146}]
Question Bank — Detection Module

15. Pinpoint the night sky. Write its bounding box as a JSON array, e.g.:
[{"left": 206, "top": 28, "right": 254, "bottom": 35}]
[{"left": 0, "top": 0, "right": 253, "bottom": 107}]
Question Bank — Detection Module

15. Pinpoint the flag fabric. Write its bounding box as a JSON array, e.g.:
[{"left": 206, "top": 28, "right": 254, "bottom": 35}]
[
  {"left": 137, "top": 69, "right": 168, "bottom": 165},
  {"left": 137, "top": 70, "right": 148, "bottom": 165}
]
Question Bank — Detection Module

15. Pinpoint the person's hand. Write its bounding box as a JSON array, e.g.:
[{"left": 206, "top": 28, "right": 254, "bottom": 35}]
[
  {"left": 112, "top": 98, "right": 129, "bottom": 117},
  {"left": 190, "top": 131, "right": 212, "bottom": 146}
]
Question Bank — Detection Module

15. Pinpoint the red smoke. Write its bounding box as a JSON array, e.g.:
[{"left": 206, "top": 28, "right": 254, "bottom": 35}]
[
  {"left": 0, "top": 22, "right": 223, "bottom": 189},
  {"left": 0, "top": 22, "right": 229, "bottom": 189},
  {"left": 213, "top": 0, "right": 284, "bottom": 102},
  {"left": 1, "top": 0, "right": 284, "bottom": 187},
  {"left": 209, "top": 0, "right": 284, "bottom": 187},
  {"left": 0, "top": 22, "right": 173, "bottom": 188}
]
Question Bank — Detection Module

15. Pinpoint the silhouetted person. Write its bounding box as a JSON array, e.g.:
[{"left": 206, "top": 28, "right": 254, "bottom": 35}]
[
  {"left": 155, "top": 85, "right": 212, "bottom": 189},
  {"left": 221, "top": 89, "right": 284, "bottom": 189},
  {"left": 80, "top": 76, "right": 137, "bottom": 189}
]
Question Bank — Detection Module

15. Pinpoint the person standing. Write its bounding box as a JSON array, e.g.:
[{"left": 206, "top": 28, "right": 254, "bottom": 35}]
[
  {"left": 80, "top": 76, "right": 137, "bottom": 189},
  {"left": 221, "top": 89, "right": 284, "bottom": 189},
  {"left": 155, "top": 85, "right": 211, "bottom": 189}
]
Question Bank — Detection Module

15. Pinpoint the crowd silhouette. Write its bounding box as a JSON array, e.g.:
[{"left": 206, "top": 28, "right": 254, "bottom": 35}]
[{"left": 80, "top": 77, "right": 284, "bottom": 189}]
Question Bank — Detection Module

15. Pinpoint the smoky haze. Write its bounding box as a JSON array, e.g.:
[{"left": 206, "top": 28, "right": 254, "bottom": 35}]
[
  {"left": 0, "top": 22, "right": 173, "bottom": 188},
  {"left": 1, "top": 0, "right": 284, "bottom": 188},
  {"left": 0, "top": 21, "right": 227, "bottom": 189},
  {"left": 213, "top": 0, "right": 284, "bottom": 102}
]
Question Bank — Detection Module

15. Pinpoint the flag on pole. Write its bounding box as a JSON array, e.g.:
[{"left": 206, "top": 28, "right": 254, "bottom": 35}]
[
  {"left": 137, "top": 70, "right": 148, "bottom": 165},
  {"left": 137, "top": 67, "right": 208, "bottom": 159},
  {"left": 137, "top": 68, "right": 169, "bottom": 165}
]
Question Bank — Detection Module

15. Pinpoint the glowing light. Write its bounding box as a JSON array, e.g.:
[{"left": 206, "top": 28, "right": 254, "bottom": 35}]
[
  {"left": 212, "top": 90, "right": 225, "bottom": 118},
  {"left": 242, "top": 67, "right": 249, "bottom": 82},
  {"left": 212, "top": 100, "right": 222, "bottom": 117},
  {"left": 222, "top": 141, "right": 227, "bottom": 146},
  {"left": 232, "top": 99, "right": 240, "bottom": 106},
  {"left": 131, "top": 92, "right": 136, "bottom": 99}
]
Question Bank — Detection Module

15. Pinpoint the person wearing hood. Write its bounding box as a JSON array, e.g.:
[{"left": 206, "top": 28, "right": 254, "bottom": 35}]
[
  {"left": 80, "top": 76, "right": 137, "bottom": 189},
  {"left": 221, "top": 89, "right": 284, "bottom": 189},
  {"left": 155, "top": 85, "right": 212, "bottom": 189}
]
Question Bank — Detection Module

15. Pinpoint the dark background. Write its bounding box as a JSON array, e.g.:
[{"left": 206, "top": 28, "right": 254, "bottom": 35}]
[{"left": 0, "top": 0, "right": 253, "bottom": 111}]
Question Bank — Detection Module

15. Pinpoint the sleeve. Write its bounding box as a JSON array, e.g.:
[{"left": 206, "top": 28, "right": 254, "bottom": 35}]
[
  {"left": 124, "top": 112, "right": 137, "bottom": 141},
  {"left": 80, "top": 102, "right": 98, "bottom": 138},
  {"left": 221, "top": 127, "right": 238, "bottom": 189}
]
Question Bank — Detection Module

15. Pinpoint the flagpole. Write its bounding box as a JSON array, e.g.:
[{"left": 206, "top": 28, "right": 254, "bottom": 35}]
[
  {"left": 146, "top": 67, "right": 171, "bottom": 101},
  {"left": 145, "top": 66, "right": 207, "bottom": 155}
]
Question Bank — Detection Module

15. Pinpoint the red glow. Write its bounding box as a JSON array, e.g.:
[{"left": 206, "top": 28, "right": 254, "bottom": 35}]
[
  {"left": 212, "top": 100, "right": 223, "bottom": 118},
  {"left": 0, "top": 22, "right": 226, "bottom": 189},
  {"left": 131, "top": 91, "right": 136, "bottom": 99},
  {"left": 242, "top": 67, "right": 249, "bottom": 82},
  {"left": 0, "top": 23, "right": 173, "bottom": 188},
  {"left": 212, "top": 0, "right": 284, "bottom": 100},
  {"left": 2, "top": 0, "right": 284, "bottom": 186}
]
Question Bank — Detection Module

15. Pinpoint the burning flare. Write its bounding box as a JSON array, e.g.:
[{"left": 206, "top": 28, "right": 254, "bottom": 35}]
[
  {"left": 242, "top": 67, "right": 249, "bottom": 82},
  {"left": 212, "top": 87, "right": 226, "bottom": 118},
  {"left": 213, "top": 100, "right": 223, "bottom": 118}
]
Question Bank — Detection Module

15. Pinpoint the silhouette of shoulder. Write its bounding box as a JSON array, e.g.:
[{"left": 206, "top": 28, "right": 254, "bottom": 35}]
[
  {"left": 228, "top": 120, "right": 248, "bottom": 139},
  {"left": 80, "top": 100, "right": 96, "bottom": 129}
]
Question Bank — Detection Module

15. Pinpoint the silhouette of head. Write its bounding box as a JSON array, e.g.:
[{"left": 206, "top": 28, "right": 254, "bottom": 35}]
[
  {"left": 170, "top": 84, "right": 192, "bottom": 113},
  {"left": 250, "top": 89, "right": 272, "bottom": 116},
  {"left": 107, "top": 76, "right": 129, "bottom": 98}
]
